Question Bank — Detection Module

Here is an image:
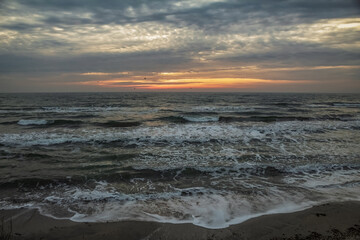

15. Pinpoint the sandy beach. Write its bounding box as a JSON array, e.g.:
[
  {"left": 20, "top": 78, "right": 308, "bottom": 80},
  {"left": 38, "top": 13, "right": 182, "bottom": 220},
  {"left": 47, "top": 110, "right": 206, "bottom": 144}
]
[{"left": 1, "top": 201, "right": 360, "bottom": 240}]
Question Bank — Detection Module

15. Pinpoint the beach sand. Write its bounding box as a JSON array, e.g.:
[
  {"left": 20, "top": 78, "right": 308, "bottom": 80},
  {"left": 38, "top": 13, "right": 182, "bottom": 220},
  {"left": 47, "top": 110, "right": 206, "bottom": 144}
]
[{"left": 1, "top": 201, "right": 360, "bottom": 240}]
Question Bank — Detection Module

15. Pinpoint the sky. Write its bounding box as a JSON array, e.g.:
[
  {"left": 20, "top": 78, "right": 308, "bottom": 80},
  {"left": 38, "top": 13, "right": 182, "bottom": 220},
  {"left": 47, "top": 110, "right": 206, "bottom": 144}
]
[{"left": 0, "top": 0, "right": 359, "bottom": 92}]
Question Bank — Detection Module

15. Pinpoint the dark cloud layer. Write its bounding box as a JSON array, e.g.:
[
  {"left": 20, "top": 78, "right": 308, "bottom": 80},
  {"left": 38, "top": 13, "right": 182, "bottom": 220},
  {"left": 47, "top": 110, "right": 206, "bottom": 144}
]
[
  {"left": 2, "top": 0, "right": 358, "bottom": 30},
  {"left": 0, "top": 51, "right": 194, "bottom": 73}
]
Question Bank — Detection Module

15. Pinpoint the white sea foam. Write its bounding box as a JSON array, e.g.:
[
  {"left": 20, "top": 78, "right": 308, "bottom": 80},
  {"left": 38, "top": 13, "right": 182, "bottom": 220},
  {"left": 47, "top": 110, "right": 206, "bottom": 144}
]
[
  {"left": 1, "top": 120, "right": 359, "bottom": 147},
  {"left": 182, "top": 115, "right": 219, "bottom": 122},
  {"left": 3, "top": 174, "right": 359, "bottom": 229},
  {"left": 191, "top": 106, "right": 256, "bottom": 113},
  {"left": 1, "top": 163, "right": 360, "bottom": 229},
  {"left": 307, "top": 104, "right": 331, "bottom": 108},
  {"left": 48, "top": 186, "right": 316, "bottom": 228},
  {"left": 41, "top": 106, "right": 125, "bottom": 113},
  {"left": 333, "top": 103, "right": 360, "bottom": 108},
  {"left": 0, "top": 106, "right": 158, "bottom": 115},
  {"left": 17, "top": 119, "right": 49, "bottom": 126}
]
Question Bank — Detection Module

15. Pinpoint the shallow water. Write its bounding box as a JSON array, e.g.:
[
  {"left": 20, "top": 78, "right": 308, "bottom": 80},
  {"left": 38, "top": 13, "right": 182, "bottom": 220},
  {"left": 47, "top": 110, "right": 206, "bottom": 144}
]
[{"left": 0, "top": 92, "right": 359, "bottom": 228}]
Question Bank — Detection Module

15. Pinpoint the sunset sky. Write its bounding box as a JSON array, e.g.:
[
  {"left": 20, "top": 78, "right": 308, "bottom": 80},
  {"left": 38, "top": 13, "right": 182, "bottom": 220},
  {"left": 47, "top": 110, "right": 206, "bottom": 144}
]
[{"left": 0, "top": 0, "right": 359, "bottom": 92}]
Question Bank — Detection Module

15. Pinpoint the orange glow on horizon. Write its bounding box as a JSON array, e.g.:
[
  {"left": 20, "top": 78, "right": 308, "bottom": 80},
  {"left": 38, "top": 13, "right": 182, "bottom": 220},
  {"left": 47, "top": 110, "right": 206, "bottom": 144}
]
[
  {"left": 69, "top": 64, "right": 360, "bottom": 89},
  {"left": 69, "top": 77, "right": 311, "bottom": 90}
]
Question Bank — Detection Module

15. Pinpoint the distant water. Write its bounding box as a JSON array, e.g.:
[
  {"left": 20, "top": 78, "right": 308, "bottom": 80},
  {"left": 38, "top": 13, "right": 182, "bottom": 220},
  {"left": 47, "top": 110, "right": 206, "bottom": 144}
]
[{"left": 0, "top": 92, "right": 359, "bottom": 228}]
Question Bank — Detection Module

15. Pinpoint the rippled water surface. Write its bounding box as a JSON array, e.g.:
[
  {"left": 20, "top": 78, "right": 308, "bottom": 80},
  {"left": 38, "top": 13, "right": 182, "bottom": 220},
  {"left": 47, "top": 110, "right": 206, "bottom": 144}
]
[{"left": 0, "top": 92, "right": 359, "bottom": 228}]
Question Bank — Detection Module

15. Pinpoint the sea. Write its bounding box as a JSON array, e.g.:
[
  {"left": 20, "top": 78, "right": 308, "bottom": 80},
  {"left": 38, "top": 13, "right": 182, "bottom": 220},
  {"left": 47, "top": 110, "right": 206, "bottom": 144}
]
[{"left": 0, "top": 92, "right": 359, "bottom": 229}]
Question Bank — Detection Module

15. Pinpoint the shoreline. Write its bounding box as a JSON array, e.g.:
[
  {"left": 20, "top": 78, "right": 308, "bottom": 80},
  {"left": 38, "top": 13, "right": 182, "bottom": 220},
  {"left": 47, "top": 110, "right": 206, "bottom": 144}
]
[{"left": 1, "top": 201, "right": 360, "bottom": 239}]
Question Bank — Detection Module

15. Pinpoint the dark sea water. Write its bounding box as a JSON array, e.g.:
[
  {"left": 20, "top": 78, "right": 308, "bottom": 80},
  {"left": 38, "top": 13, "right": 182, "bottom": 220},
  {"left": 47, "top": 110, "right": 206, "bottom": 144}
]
[{"left": 0, "top": 92, "right": 359, "bottom": 228}]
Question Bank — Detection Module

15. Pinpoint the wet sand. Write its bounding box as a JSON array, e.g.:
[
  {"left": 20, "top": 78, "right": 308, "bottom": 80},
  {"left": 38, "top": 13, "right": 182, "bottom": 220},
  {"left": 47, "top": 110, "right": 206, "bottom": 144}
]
[{"left": 1, "top": 201, "right": 360, "bottom": 240}]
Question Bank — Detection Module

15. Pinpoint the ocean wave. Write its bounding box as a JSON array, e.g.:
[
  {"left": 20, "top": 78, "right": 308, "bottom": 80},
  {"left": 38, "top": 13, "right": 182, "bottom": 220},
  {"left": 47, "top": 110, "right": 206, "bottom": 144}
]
[
  {"left": 1, "top": 164, "right": 359, "bottom": 189},
  {"left": 191, "top": 106, "right": 256, "bottom": 113},
  {"left": 182, "top": 116, "right": 220, "bottom": 122},
  {"left": 17, "top": 119, "right": 49, "bottom": 125},
  {"left": 15, "top": 119, "right": 143, "bottom": 128},
  {"left": 158, "top": 115, "right": 220, "bottom": 123},
  {"left": 95, "top": 121, "right": 141, "bottom": 128},
  {"left": 1, "top": 167, "right": 360, "bottom": 229},
  {"left": 1, "top": 120, "right": 359, "bottom": 147},
  {"left": 0, "top": 106, "right": 159, "bottom": 114},
  {"left": 306, "top": 104, "right": 332, "bottom": 108},
  {"left": 0, "top": 181, "right": 321, "bottom": 229},
  {"left": 332, "top": 103, "right": 360, "bottom": 108},
  {"left": 130, "top": 164, "right": 360, "bottom": 181},
  {"left": 159, "top": 114, "right": 356, "bottom": 124},
  {"left": 41, "top": 106, "right": 125, "bottom": 113},
  {"left": 218, "top": 116, "right": 313, "bottom": 122},
  {"left": 17, "top": 119, "right": 83, "bottom": 127}
]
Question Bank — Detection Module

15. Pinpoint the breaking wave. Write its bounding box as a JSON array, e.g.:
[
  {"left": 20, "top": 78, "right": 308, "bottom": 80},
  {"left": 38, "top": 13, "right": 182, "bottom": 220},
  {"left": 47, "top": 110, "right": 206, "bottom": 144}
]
[{"left": 2, "top": 120, "right": 358, "bottom": 147}]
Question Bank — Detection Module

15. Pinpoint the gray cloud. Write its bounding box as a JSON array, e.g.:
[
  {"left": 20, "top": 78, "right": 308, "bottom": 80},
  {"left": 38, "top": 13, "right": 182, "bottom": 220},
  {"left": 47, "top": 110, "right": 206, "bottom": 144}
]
[
  {"left": 0, "top": 0, "right": 359, "bottom": 92},
  {"left": 2, "top": 0, "right": 358, "bottom": 30},
  {"left": 0, "top": 50, "right": 195, "bottom": 73},
  {"left": 216, "top": 46, "right": 360, "bottom": 68}
]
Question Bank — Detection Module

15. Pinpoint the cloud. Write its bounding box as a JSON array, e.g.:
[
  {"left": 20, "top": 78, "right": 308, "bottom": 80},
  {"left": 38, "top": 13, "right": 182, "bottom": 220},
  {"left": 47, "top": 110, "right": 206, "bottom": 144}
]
[
  {"left": 1, "top": 0, "right": 356, "bottom": 30},
  {"left": 0, "top": 0, "right": 359, "bottom": 92},
  {"left": 0, "top": 50, "right": 195, "bottom": 73}
]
